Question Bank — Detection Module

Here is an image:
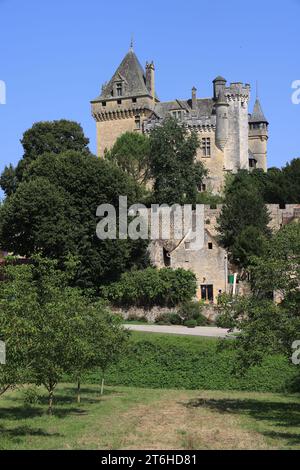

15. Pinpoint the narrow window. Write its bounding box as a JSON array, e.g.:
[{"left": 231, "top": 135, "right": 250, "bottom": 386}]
[
  {"left": 132, "top": 97, "right": 137, "bottom": 103},
  {"left": 135, "top": 116, "right": 141, "bottom": 130},
  {"left": 201, "top": 285, "right": 214, "bottom": 302},
  {"left": 202, "top": 138, "right": 211, "bottom": 157},
  {"left": 102, "top": 101, "right": 106, "bottom": 107},
  {"left": 117, "top": 99, "right": 122, "bottom": 105},
  {"left": 163, "top": 248, "right": 171, "bottom": 267},
  {"left": 208, "top": 242, "right": 213, "bottom": 250},
  {"left": 116, "top": 83, "right": 122, "bottom": 96}
]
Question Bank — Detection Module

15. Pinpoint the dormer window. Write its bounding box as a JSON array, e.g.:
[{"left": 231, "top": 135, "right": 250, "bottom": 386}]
[
  {"left": 116, "top": 83, "right": 123, "bottom": 96},
  {"left": 171, "top": 110, "right": 184, "bottom": 120}
]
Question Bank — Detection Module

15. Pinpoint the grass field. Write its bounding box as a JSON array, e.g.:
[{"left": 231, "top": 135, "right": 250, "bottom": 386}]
[{"left": 0, "top": 384, "right": 299, "bottom": 450}]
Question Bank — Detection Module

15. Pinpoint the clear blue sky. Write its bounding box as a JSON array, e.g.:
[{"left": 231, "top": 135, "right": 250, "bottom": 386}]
[{"left": 0, "top": 0, "right": 299, "bottom": 182}]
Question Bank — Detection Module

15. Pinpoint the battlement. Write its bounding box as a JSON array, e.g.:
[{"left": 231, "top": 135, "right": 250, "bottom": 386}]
[{"left": 225, "top": 83, "right": 251, "bottom": 102}]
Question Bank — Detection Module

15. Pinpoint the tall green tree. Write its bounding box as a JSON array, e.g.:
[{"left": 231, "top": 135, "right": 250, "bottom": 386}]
[
  {"left": 149, "top": 117, "right": 206, "bottom": 205},
  {"left": 218, "top": 223, "right": 300, "bottom": 373},
  {"left": 105, "top": 132, "right": 151, "bottom": 185},
  {"left": 218, "top": 170, "right": 270, "bottom": 267},
  {"left": 0, "top": 120, "right": 91, "bottom": 196},
  {"left": 0, "top": 151, "right": 149, "bottom": 289}
]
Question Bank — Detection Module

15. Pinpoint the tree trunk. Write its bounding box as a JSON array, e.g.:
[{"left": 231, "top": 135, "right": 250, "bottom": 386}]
[
  {"left": 48, "top": 388, "right": 54, "bottom": 415},
  {"left": 77, "top": 379, "right": 81, "bottom": 404},
  {"left": 100, "top": 376, "right": 105, "bottom": 396}
]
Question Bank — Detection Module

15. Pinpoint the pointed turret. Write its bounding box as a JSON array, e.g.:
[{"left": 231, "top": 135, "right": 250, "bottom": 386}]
[
  {"left": 249, "top": 98, "right": 268, "bottom": 124},
  {"left": 94, "top": 49, "right": 153, "bottom": 101},
  {"left": 248, "top": 98, "right": 269, "bottom": 172},
  {"left": 91, "top": 47, "right": 159, "bottom": 157}
]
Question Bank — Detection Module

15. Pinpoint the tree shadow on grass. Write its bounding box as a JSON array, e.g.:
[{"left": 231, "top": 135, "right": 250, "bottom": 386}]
[
  {"left": 0, "top": 424, "right": 61, "bottom": 447},
  {"left": 0, "top": 404, "right": 90, "bottom": 420},
  {"left": 182, "top": 396, "right": 300, "bottom": 447}
]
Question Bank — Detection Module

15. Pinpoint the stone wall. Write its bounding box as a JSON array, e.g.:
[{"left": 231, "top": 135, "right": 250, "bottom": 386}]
[
  {"left": 112, "top": 306, "right": 177, "bottom": 323},
  {"left": 112, "top": 305, "right": 218, "bottom": 323}
]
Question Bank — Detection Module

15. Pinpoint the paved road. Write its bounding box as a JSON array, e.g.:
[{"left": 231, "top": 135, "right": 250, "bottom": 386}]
[{"left": 125, "top": 324, "right": 234, "bottom": 338}]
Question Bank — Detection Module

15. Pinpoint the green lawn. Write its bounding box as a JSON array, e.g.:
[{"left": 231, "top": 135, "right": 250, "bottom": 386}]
[{"left": 0, "top": 384, "right": 300, "bottom": 450}]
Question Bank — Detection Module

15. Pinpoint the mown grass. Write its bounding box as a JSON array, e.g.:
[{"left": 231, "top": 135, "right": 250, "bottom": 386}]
[{"left": 0, "top": 384, "right": 299, "bottom": 450}]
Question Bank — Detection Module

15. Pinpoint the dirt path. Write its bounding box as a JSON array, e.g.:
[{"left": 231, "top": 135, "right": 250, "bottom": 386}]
[
  {"left": 125, "top": 324, "right": 233, "bottom": 338},
  {"left": 119, "top": 393, "right": 272, "bottom": 450},
  {"left": 79, "top": 390, "right": 272, "bottom": 450}
]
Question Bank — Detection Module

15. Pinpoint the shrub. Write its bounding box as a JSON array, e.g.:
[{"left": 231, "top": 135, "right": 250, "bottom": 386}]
[
  {"left": 155, "top": 312, "right": 182, "bottom": 325},
  {"left": 178, "top": 301, "right": 209, "bottom": 326},
  {"left": 184, "top": 319, "right": 198, "bottom": 328},
  {"left": 100, "top": 268, "right": 197, "bottom": 308}
]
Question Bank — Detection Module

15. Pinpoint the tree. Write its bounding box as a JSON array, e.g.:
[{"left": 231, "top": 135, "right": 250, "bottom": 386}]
[
  {"left": 218, "top": 170, "right": 270, "bottom": 267},
  {"left": 0, "top": 151, "right": 149, "bottom": 289},
  {"left": 105, "top": 132, "right": 151, "bottom": 185},
  {"left": 0, "top": 263, "right": 34, "bottom": 397},
  {"left": 0, "top": 164, "right": 18, "bottom": 197},
  {"left": 0, "top": 120, "right": 91, "bottom": 196},
  {"left": 149, "top": 117, "right": 207, "bottom": 205},
  {"left": 217, "top": 223, "right": 300, "bottom": 373},
  {"left": 0, "top": 257, "right": 128, "bottom": 412},
  {"left": 282, "top": 158, "right": 300, "bottom": 203},
  {"left": 88, "top": 310, "right": 130, "bottom": 395}
]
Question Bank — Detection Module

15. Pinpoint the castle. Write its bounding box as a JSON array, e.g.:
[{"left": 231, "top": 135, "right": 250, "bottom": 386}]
[
  {"left": 91, "top": 46, "right": 269, "bottom": 193},
  {"left": 90, "top": 47, "right": 298, "bottom": 308}
]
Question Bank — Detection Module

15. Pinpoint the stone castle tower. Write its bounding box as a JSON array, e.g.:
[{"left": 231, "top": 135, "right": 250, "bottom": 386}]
[{"left": 91, "top": 47, "right": 269, "bottom": 193}]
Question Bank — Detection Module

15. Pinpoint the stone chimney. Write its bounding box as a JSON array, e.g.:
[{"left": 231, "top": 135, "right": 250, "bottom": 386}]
[
  {"left": 146, "top": 61, "right": 155, "bottom": 101},
  {"left": 192, "top": 87, "right": 197, "bottom": 110}
]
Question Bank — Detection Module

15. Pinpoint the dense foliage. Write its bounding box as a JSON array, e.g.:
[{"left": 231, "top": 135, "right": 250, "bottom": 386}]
[
  {"left": 218, "top": 171, "right": 270, "bottom": 267},
  {"left": 149, "top": 117, "right": 207, "bottom": 205},
  {"left": 217, "top": 223, "right": 300, "bottom": 380},
  {"left": 82, "top": 333, "right": 297, "bottom": 392},
  {"left": 0, "top": 149, "right": 149, "bottom": 289},
  {"left": 100, "top": 267, "right": 197, "bottom": 308},
  {"left": 105, "top": 131, "right": 151, "bottom": 185},
  {"left": 0, "top": 257, "right": 129, "bottom": 411},
  {"left": 0, "top": 120, "right": 91, "bottom": 195}
]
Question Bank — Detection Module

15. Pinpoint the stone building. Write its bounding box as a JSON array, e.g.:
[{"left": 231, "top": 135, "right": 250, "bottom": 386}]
[
  {"left": 148, "top": 204, "right": 300, "bottom": 304},
  {"left": 91, "top": 46, "right": 269, "bottom": 193}
]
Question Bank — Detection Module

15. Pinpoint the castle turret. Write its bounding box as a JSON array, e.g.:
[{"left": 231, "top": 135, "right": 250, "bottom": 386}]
[
  {"left": 213, "top": 76, "right": 226, "bottom": 100},
  {"left": 215, "top": 87, "right": 229, "bottom": 151},
  {"left": 248, "top": 98, "right": 269, "bottom": 171}
]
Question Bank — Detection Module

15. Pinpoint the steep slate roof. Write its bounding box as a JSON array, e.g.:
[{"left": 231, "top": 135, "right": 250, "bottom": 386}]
[
  {"left": 249, "top": 98, "right": 268, "bottom": 124},
  {"left": 93, "top": 50, "right": 152, "bottom": 101},
  {"left": 153, "top": 98, "right": 215, "bottom": 120}
]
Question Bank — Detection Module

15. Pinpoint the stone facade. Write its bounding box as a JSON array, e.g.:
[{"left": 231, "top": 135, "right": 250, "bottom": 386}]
[
  {"left": 91, "top": 47, "right": 269, "bottom": 193},
  {"left": 147, "top": 204, "right": 300, "bottom": 305}
]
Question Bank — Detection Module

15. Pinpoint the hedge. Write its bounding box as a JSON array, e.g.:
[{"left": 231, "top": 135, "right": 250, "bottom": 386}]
[
  {"left": 82, "top": 332, "right": 298, "bottom": 393},
  {"left": 100, "top": 267, "right": 197, "bottom": 308}
]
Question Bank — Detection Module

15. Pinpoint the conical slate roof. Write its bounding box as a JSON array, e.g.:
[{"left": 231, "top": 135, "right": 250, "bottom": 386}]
[
  {"left": 94, "top": 49, "right": 151, "bottom": 101},
  {"left": 249, "top": 98, "right": 268, "bottom": 124}
]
